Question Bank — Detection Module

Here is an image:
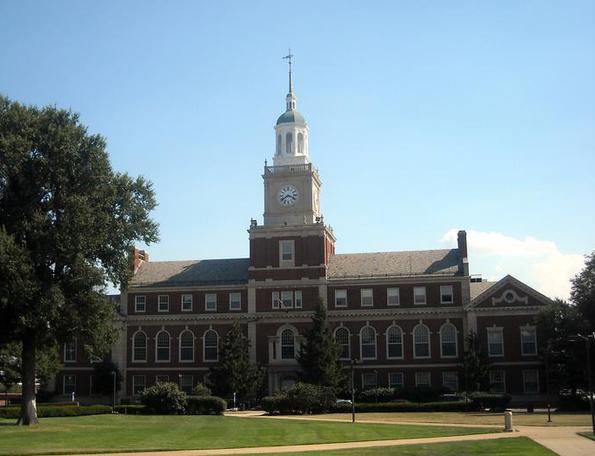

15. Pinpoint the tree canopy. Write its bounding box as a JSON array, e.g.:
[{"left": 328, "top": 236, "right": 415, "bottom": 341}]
[
  {"left": 571, "top": 252, "right": 595, "bottom": 330},
  {"left": 298, "top": 299, "right": 345, "bottom": 392},
  {"left": 0, "top": 96, "right": 159, "bottom": 424}
]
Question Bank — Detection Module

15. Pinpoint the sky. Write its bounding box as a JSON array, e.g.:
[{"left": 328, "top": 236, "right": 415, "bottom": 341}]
[{"left": 1, "top": 1, "right": 593, "bottom": 299}]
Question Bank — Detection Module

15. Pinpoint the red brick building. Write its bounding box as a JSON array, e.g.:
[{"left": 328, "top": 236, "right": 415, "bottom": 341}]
[{"left": 57, "top": 66, "right": 551, "bottom": 402}]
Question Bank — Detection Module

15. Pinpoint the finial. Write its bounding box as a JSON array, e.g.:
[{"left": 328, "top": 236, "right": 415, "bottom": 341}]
[{"left": 283, "top": 48, "right": 294, "bottom": 95}]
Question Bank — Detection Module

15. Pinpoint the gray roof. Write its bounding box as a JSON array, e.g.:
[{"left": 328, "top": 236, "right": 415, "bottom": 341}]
[
  {"left": 130, "top": 258, "right": 250, "bottom": 288},
  {"left": 470, "top": 280, "right": 497, "bottom": 300},
  {"left": 276, "top": 109, "right": 306, "bottom": 125},
  {"left": 327, "top": 249, "right": 461, "bottom": 279}
]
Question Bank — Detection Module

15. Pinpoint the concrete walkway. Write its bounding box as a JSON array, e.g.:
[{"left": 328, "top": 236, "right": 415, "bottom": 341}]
[{"left": 518, "top": 425, "right": 595, "bottom": 456}]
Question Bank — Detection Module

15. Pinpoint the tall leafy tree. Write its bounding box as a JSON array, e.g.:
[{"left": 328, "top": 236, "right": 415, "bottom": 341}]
[
  {"left": 535, "top": 299, "right": 591, "bottom": 396},
  {"left": 208, "top": 321, "right": 263, "bottom": 405},
  {"left": 571, "top": 252, "right": 595, "bottom": 330},
  {"left": 0, "top": 96, "right": 158, "bottom": 424},
  {"left": 463, "top": 332, "right": 490, "bottom": 392},
  {"left": 298, "top": 299, "right": 344, "bottom": 392}
]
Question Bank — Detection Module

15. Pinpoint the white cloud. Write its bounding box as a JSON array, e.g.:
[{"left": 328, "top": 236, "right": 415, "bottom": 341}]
[{"left": 442, "top": 229, "right": 585, "bottom": 300}]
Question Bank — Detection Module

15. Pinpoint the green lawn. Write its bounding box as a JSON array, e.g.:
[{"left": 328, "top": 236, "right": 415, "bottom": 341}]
[
  {"left": 578, "top": 431, "right": 595, "bottom": 441},
  {"left": 241, "top": 437, "right": 556, "bottom": 455},
  {"left": 0, "top": 414, "right": 498, "bottom": 455}
]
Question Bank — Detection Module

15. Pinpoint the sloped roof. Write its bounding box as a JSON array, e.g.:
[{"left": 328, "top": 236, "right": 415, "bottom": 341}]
[
  {"left": 468, "top": 274, "right": 552, "bottom": 308},
  {"left": 470, "top": 281, "right": 497, "bottom": 300},
  {"left": 130, "top": 258, "right": 250, "bottom": 288},
  {"left": 328, "top": 249, "right": 461, "bottom": 279}
]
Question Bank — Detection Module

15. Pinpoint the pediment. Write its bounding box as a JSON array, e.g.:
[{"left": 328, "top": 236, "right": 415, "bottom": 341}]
[{"left": 469, "top": 275, "right": 551, "bottom": 309}]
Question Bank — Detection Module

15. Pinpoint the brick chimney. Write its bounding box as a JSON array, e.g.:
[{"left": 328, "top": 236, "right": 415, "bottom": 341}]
[
  {"left": 132, "top": 247, "right": 149, "bottom": 274},
  {"left": 457, "top": 230, "right": 469, "bottom": 276}
]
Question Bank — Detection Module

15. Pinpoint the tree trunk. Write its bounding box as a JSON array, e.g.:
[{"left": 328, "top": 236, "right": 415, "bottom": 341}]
[{"left": 17, "top": 336, "right": 38, "bottom": 425}]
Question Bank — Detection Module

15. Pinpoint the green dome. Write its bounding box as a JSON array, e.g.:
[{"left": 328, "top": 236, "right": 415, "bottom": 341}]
[{"left": 276, "top": 109, "right": 306, "bottom": 125}]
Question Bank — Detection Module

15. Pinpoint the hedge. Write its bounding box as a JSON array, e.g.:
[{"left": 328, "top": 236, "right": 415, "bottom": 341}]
[
  {"left": 469, "top": 393, "right": 512, "bottom": 412},
  {"left": 186, "top": 396, "right": 226, "bottom": 415},
  {"left": 0, "top": 404, "right": 112, "bottom": 419},
  {"left": 331, "top": 400, "right": 471, "bottom": 413},
  {"left": 114, "top": 404, "right": 146, "bottom": 414}
]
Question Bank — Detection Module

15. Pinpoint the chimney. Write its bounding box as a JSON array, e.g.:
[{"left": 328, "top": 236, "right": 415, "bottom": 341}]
[
  {"left": 132, "top": 247, "right": 149, "bottom": 273},
  {"left": 457, "top": 230, "right": 469, "bottom": 276}
]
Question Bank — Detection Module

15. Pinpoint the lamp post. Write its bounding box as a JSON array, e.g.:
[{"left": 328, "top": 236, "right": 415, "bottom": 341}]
[
  {"left": 349, "top": 358, "right": 360, "bottom": 423},
  {"left": 570, "top": 333, "right": 595, "bottom": 435},
  {"left": 111, "top": 371, "right": 116, "bottom": 412}
]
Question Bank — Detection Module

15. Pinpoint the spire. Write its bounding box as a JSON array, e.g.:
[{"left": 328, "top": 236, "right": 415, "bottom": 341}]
[{"left": 283, "top": 49, "right": 296, "bottom": 111}]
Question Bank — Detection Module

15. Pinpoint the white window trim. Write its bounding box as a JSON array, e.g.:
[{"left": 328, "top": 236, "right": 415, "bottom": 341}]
[
  {"left": 439, "top": 323, "right": 458, "bottom": 358},
  {"left": 487, "top": 327, "right": 505, "bottom": 357},
  {"left": 179, "top": 329, "right": 195, "bottom": 363},
  {"left": 386, "top": 325, "right": 404, "bottom": 360},
  {"left": 134, "top": 295, "right": 146, "bottom": 313},
  {"left": 360, "top": 288, "right": 374, "bottom": 307},
  {"left": 179, "top": 374, "right": 193, "bottom": 393},
  {"left": 132, "top": 375, "right": 146, "bottom": 396},
  {"left": 442, "top": 371, "right": 459, "bottom": 392},
  {"left": 294, "top": 290, "right": 303, "bottom": 309},
  {"left": 335, "top": 289, "right": 347, "bottom": 308},
  {"left": 64, "top": 338, "right": 77, "bottom": 363},
  {"left": 63, "top": 374, "right": 76, "bottom": 395},
  {"left": 415, "top": 371, "right": 431, "bottom": 387},
  {"left": 155, "top": 374, "right": 170, "bottom": 384},
  {"left": 387, "top": 287, "right": 400, "bottom": 306},
  {"left": 155, "top": 330, "right": 171, "bottom": 363},
  {"left": 281, "top": 290, "right": 293, "bottom": 309},
  {"left": 412, "top": 323, "right": 431, "bottom": 359},
  {"left": 279, "top": 239, "right": 295, "bottom": 268},
  {"left": 272, "top": 291, "right": 280, "bottom": 309},
  {"left": 361, "top": 372, "right": 378, "bottom": 389},
  {"left": 520, "top": 325, "right": 538, "bottom": 356},
  {"left": 360, "top": 326, "right": 377, "bottom": 360},
  {"left": 205, "top": 293, "right": 217, "bottom": 312},
  {"left": 440, "top": 285, "right": 454, "bottom": 305},
  {"left": 334, "top": 326, "right": 351, "bottom": 361},
  {"left": 181, "top": 294, "right": 193, "bottom": 312},
  {"left": 489, "top": 370, "right": 506, "bottom": 393},
  {"left": 414, "top": 287, "right": 427, "bottom": 305},
  {"left": 523, "top": 369, "right": 540, "bottom": 394},
  {"left": 132, "top": 330, "right": 147, "bottom": 363},
  {"left": 229, "top": 292, "right": 242, "bottom": 311},
  {"left": 203, "top": 330, "right": 219, "bottom": 362},
  {"left": 389, "top": 372, "right": 404, "bottom": 389},
  {"left": 158, "top": 295, "right": 169, "bottom": 313}
]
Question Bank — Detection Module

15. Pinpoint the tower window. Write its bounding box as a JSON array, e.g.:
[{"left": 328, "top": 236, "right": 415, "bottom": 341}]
[
  {"left": 279, "top": 240, "right": 295, "bottom": 267},
  {"left": 276, "top": 134, "right": 282, "bottom": 156},
  {"left": 298, "top": 132, "right": 304, "bottom": 154},
  {"left": 285, "top": 133, "right": 292, "bottom": 155}
]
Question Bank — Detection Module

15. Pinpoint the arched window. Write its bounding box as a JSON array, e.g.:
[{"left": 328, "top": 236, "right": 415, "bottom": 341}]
[
  {"left": 203, "top": 329, "right": 218, "bottom": 361},
  {"left": 179, "top": 330, "right": 194, "bottom": 362},
  {"left": 285, "top": 133, "right": 292, "bottom": 155},
  {"left": 298, "top": 132, "right": 304, "bottom": 154},
  {"left": 386, "top": 325, "right": 403, "bottom": 359},
  {"left": 334, "top": 327, "right": 350, "bottom": 360},
  {"left": 156, "top": 331, "right": 170, "bottom": 362},
  {"left": 440, "top": 323, "right": 458, "bottom": 358},
  {"left": 276, "top": 134, "right": 282, "bottom": 156},
  {"left": 281, "top": 329, "right": 295, "bottom": 359},
  {"left": 132, "top": 331, "right": 147, "bottom": 362},
  {"left": 413, "top": 324, "right": 430, "bottom": 358},
  {"left": 360, "top": 326, "right": 377, "bottom": 360}
]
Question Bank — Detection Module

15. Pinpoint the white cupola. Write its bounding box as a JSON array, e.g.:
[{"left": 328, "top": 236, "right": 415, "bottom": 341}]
[{"left": 273, "top": 51, "right": 309, "bottom": 166}]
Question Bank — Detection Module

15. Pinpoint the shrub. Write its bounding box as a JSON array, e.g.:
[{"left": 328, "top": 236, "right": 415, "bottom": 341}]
[
  {"left": 394, "top": 386, "right": 449, "bottom": 403},
  {"left": 141, "top": 382, "right": 187, "bottom": 414},
  {"left": 186, "top": 395, "right": 226, "bottom": 415},
  {"left": 192, "top": 383, "right": 212, "bottom": 396},
  {"left": 113, "top": 404, "right": 146, "bottom": 414},
  {"left": 266, "top": 383, "right": 336, "bottom": 415},
  {"left": 469, "top": 392, "right": 511, "bottom": 412},
  {"left": 0, "top": 404, "right": 112, "bottom": 419},
  {"left": 358, "top": 387, "right": 397, "bottom": 403},
  {"left": 260, "top": 396, "right": 276, "bottom": 413},
  {"left": 331, "top": 400, "right": 469, "bottom": 413},
  {"left": 557, "top": 394, "right": 591, "bottom": 411}
]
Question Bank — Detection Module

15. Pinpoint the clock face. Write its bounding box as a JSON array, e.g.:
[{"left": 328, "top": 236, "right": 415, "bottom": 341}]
[{"left": 277, "top": 184, "right": 299, "bottom": 206}]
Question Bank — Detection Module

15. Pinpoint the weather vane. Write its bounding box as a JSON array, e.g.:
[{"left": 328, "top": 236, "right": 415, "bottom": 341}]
[{"left": 283, "top": 48, "right": 293, "bottom": 72}]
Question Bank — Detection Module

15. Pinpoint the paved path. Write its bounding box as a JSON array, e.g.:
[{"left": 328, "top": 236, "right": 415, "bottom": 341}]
[{"left": 518, "top": 425, "right": 595, "bottom": 456}]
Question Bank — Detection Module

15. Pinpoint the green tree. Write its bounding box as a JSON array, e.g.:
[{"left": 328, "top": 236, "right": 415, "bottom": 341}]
[
  {"left": 297, "top": 299, "right": 345, "bottom": 392},
  {"left": 463, "top": 332, "right": 490, "bottom": 393},
  {"left": 571, "top": 252, "right": 595, "bottom": 330},
  {"left": 91, "top": 360, "right": 122, "bottom": 395},
  {"left": 208, "top": 321, "right": 263, "bottom": 405},
  {"left": 0, "top": 96, "right": 158, "bottom": 424},
  {"left": 535, "top": 299, "right": 591, "bottom": 396}
]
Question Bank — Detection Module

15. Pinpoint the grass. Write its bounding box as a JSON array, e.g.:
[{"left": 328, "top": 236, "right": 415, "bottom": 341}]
[
  {"left": 316, "top": 411, "right": 593, "bottom": 426},
  {"left": 240, "top": 437, "right": 556, "bottom": 455},
  {"left": 0, "top": 414, "right": 498, "bottom": 456},
  {"left": 578, "top": 431, "right": 595, "bottom": 441}
]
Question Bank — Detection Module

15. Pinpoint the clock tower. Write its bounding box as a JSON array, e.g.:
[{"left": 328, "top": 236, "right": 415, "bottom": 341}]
[{"left": 248, "top": 53, "right": 335, "bottom": 283}]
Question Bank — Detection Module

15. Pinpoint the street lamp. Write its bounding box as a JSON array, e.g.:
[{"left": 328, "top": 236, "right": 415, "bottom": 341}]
[
  {"left": 569, "top": 333, "right": 595, "bottom": 435},
  {"left": 349, "top": 358, "right": 361, "bottom": 423},
  {"left": 111, "top": 371, "right": 116, "bottom": 412}
]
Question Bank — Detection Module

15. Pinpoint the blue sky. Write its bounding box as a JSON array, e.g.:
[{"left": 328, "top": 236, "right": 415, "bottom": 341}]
[{"left": 1, "top": 1, "right": 593, "bottom": 298}]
